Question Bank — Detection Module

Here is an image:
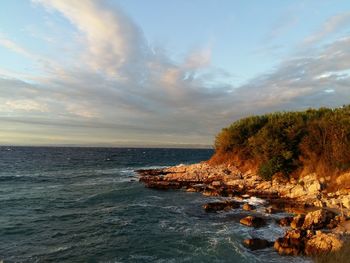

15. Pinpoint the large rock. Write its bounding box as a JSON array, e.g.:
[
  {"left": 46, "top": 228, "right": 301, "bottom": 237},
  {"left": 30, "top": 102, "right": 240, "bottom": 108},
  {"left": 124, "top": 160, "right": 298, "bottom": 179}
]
[
  {"left": 289, "top": 185, "right": 307, "bottom": 198},
  {"left": 274, "top": 229, "right": 305, "bottom": 256},
  {"left": 203, "top": 200, "right": 240, "bottom": 212},
  {"left": 240, "top": 216, "right": 266, "bottom": 228},
  {"left": 304, "top": 232, "right": 343, "bottom": 256},
  {"left": 243, "top": 238, "right": 273, "bottom": 250},
  {"left": 302, "top": 209, "right": 336, "bottom": 230}
]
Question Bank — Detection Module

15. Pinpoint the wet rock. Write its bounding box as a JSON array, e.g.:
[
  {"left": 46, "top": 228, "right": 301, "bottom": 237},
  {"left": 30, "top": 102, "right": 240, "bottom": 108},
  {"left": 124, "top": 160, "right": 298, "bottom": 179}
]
[
  {"left": 302, "top": 209, "right": 336, "bottom": 230},
  {"left": 265, "top": 206, "right": 280, "bottom": 214},
  {"left": 144, "top": 180, "right": 181, "bottom": 190},
  {"left": 290, "top": 214, "right": 305, "bottom": 229},
  {"left": 273, "top": 229, "right": 305, "bottom": 256},
  {"left": 202, "top": 189, "right": 220, "bottom": 197},
  {"left": 243, "top": 238, "right": 273, "bottom": 250},
  {"left": 203, "top": 200, "right": 240, "bottom": 212},
  {"left": 136, "top": 168, "right": 169, "bottom": 176},
  {"left": 304, "top": 232, "right": 343, "bottom": 256},
  {"left": 277, "top": 217, "right": 293, "bottom": 227},
  {"left": 240, "top": 216, "right": 266, "bottom": 228},
  {"left": 242, "top": 203, "right": 255, "bottom": 211}
]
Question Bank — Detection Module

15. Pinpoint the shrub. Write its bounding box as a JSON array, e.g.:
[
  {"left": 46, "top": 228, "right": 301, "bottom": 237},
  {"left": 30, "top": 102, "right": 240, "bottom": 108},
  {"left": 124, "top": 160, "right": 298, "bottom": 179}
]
[{"left": 211, "top": 105, "right": 350, "bottom": 180}]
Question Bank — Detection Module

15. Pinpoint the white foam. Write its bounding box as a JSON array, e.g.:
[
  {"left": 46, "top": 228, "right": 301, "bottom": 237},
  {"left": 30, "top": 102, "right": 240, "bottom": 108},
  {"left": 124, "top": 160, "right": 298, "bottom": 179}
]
[{"left": 247, "top": 196, "right": 266, "bottom": 206}]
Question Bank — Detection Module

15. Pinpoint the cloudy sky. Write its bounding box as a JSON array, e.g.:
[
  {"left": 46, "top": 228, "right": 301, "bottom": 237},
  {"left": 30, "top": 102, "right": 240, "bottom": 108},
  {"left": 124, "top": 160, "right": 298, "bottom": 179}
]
[{"left": 1, "top": 0, "right": 350, "bottom": 147}]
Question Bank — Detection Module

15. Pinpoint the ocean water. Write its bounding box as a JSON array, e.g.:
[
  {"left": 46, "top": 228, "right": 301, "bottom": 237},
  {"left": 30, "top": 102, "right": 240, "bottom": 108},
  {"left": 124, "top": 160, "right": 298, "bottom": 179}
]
[{"left": 0, "top": 147, "right": 310, "bottom": 263}]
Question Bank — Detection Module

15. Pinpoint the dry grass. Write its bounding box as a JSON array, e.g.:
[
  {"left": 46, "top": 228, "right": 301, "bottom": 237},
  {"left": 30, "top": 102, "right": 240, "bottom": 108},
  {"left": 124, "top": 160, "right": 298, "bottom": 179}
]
[{"left": 313, "top": 239, "right": 350, "bottom": 263}]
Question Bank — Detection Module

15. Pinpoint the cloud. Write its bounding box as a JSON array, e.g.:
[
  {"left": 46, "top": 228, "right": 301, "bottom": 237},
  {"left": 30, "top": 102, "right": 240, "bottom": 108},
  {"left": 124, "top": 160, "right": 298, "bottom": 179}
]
[
  {"left": 1, "top": 1, "right": 350, "bottom": 146},
  {"left": 303, "top": 12, "right": 350, "bottom": 46},
  {"left": 0, "top": 34, "right": 35, "bottom": 59},
  {"left": 33, "top": 0, "right": 145, "bottom": 77},
  {"left": 4, "top": 99, "right": 49, "bottom": 112}
]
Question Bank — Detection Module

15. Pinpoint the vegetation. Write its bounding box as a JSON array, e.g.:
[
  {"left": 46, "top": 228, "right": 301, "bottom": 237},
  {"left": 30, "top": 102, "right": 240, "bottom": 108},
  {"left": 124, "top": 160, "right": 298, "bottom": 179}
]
[
  {"left": 211, "top": 105, "right": 350, "bottom": 180},
  {"left": 313, "top": 239, "right": 350, "bottom": 263}
]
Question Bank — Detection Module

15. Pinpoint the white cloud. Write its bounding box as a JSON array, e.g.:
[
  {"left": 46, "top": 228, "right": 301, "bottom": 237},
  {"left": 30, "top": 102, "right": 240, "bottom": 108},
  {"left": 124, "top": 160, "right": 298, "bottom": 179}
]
[
  {"left": 1, "top": 1, "right": 350, "bottom": 146},
  {"left": 0, "top": 34, "right": 36, "bottom": 59},
  {"left": 303, "top": 12, "right": 350, "bottom": 46},
  {"left": 33, "top": 0, "right": 144, "bottom": 78},
  {"left": 4, "top": 99, "right": 49, "bottom": 112}
]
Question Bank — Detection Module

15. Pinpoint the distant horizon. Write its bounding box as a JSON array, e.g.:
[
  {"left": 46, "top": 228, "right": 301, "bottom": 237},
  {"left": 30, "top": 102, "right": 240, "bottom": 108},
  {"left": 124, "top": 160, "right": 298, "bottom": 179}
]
[{"left": 0, "top": 143, "right": 213, "bottom": 149}]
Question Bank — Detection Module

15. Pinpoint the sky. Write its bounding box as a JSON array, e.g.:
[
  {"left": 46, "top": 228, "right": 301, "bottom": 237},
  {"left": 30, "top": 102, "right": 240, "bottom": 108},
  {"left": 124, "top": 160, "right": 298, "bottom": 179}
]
[{"left": 1, "top": 0, "right": 350, "bottom": 147}]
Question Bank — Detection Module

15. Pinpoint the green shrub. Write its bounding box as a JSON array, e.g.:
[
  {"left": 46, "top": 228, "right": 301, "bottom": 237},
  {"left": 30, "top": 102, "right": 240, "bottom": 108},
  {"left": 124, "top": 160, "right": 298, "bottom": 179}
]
[
  {"left": 258, "top": 157, "right": 283, "bottom": 180},
  {"left": 212, "top": 105, "right": 350, "bottom": 179}
]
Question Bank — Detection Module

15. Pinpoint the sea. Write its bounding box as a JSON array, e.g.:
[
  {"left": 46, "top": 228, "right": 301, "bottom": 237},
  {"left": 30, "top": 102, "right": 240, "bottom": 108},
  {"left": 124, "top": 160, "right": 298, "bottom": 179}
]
[{"left": 0, "top": 147, "right": 311, "bottom": 263}]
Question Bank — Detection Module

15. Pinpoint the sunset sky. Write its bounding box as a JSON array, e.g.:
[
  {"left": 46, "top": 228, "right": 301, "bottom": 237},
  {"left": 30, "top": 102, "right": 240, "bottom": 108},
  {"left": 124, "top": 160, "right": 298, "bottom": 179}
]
[{"left": 1, "top": 0, "right": 350, "bottom": 147}]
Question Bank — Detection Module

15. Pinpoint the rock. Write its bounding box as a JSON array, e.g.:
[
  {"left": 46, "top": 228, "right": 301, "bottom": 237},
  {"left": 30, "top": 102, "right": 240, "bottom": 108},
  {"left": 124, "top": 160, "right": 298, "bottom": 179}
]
[
  {"left": 186, "top": 187, "right": 197, "bottom": 192},
  {"left": 202, "top": 189, "right": 220, "bottom": 197},
  {"left": 290, "top": 185, "right": 307, "bottom": 198},
  {"left": 222, "top": 168, "right": 231, "bottom": 175},
  {"left": 240, "top": 216, "right": 266, "bottom": 228},
  {"left": 136, "top": 168, "right": 170, "bottom": 176},
  {"left": 225, "top": 180, "right": 239, "bottom": 186},
  {"left": 203, "top": 200, "right": 240, "bottom": 212},
  {"left": 290, "top": 214, "right": 305, "bottom": 229},
  {"left": 278, "top": 217, "right": 293, "bottom": 227},
  {"left": 308, "top": 181, "right": 321, "bottom": 194},
  {"left": 313, "top": 199, "right": 324, "bottom": 207},
  {"left": 341, "top": 195, "right": 350, "bottom": 209},
  {"left": 302, "top": 209, "right": 336, "bottom": 230},
  {"left": 212, "top": 181, "right": 221, "bottom": 187},
  {"left": 273, "top": 230, "right": 305, "bottom": 256},
  {"left": 144, "top": 180, "right": 181, "bottom": 190},
  {"left": 304, "top": 232, "right": 343, "bottom": 256},
  {"left": 265, "top": 206, "right": 280, "bottom": 214},
  {"left": 243, "top": 238, "right": 273, "bottom": 250},
  {"left": 242, "top": 203, "right": 255, "bottom": 211}
]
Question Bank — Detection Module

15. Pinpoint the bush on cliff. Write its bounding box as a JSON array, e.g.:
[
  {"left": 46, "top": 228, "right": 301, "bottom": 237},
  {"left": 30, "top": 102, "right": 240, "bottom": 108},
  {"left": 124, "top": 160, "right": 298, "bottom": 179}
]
[{"left": 211, "top": 105, "right": 350, "bottom": 180}]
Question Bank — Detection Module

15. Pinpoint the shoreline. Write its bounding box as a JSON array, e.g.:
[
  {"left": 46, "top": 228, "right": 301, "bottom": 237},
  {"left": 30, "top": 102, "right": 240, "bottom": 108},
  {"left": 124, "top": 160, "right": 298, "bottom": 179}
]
[{"left": 136, "top": 162, "right": 350, "bottom": 258}]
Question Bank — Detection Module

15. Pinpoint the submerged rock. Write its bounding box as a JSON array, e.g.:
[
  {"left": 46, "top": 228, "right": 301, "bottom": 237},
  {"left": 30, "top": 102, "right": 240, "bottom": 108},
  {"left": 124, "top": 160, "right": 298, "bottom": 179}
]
[
  {"left": 243, "top": 238, "right": 273, "bottom": 250},
  {"left": 240, "top": 216, "right": 266, "bottom": 228}
]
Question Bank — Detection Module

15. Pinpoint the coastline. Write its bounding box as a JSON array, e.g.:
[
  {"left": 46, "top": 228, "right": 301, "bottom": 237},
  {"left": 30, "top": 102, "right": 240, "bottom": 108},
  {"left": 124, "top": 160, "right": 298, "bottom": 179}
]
[{"left": 137, "top": 162, "right": 350, "bottom": 258}]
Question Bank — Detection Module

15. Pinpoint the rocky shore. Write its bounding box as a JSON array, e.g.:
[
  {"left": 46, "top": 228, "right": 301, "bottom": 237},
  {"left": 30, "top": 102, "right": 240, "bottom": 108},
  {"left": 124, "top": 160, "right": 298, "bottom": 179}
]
[{"left": 137, "top": 162, "right": 350, "bottom": 258}]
